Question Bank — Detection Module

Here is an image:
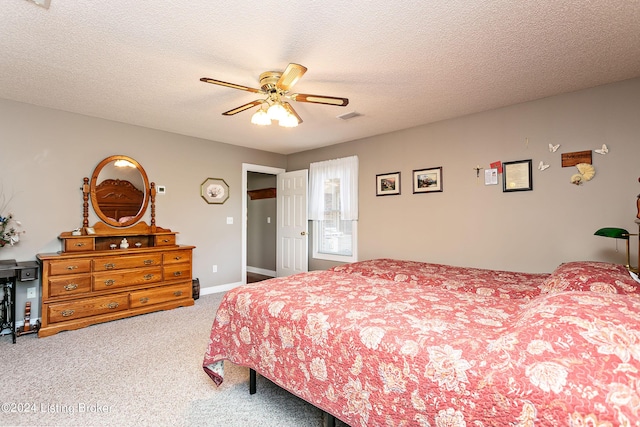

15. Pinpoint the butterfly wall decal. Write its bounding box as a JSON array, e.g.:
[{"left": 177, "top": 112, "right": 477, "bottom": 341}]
[
  {"left": 538, "top": 161, "right": 550, "bottom": 171},
  {"left": 595, "top": 144, "right": 608, "bottom": 155},
  {"left": 549, "top": 144, "right": 560, "bottom": 152}
]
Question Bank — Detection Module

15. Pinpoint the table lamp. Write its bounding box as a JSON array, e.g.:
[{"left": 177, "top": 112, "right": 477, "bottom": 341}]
[{"left": 594, "top": 227, "right": 633, "bottom": 270}]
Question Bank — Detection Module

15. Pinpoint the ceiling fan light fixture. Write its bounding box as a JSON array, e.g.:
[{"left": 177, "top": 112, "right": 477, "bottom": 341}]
[
  {"left": 279, "top": 113, "right": 299, "bottom": 128},
  {"left": 251, "top": 107, "right": 271, "bottom": 126},
  {"left": 201, "top": 63, "right": 348, "bottom": 128},
  {"left": 267, "top": 102, "right": 288, "bottom": 121}
]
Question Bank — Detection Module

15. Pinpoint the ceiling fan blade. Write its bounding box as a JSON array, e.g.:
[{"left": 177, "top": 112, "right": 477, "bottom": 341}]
[
  {"left": 282, "top": 102, "right": 303, "bottom": 124},
  {"left": 200, "top": 77, "right": 263, "bottom": 94},
  {"left": 222, "top": 100, "right": 263, "bottom": 116},
  {"left": 276, "top": 63, "right": 307, "bottom": 91},
  {"left": 290, "top": 93, "right": 349, "bottom": 107}
]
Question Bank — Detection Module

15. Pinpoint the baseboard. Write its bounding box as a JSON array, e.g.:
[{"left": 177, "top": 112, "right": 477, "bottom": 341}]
[
  {"left": 247, "top": 266, "right": 276, "bottom": 277},
  {"left": 200, "top": 281, "right": 244, "bottom": 295}
]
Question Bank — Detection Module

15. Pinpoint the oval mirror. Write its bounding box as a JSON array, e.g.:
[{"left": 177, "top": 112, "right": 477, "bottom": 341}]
[{"left": 89, "top": 155, "right": 150, "bottom": 227}]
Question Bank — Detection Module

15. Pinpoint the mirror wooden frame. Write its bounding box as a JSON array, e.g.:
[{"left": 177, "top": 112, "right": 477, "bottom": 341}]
[{"left": 88, "top": 155, "right": 151, "bottom": 228}]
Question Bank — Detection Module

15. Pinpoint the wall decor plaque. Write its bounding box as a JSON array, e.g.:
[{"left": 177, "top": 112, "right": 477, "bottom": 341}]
[{"left": 561, "top": 150, "right": 592, "bottom": 167}]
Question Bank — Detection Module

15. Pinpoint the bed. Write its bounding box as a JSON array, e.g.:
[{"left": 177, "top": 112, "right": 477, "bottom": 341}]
[{"left": 203, "top": 259, "right": 640, "bottom": 426}]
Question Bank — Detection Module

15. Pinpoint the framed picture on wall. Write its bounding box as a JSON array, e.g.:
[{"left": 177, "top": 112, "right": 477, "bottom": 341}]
[
  {"left": 201, "top": 178, "right": 230, "bottom": 204},
  {"left": 502, "top": 160, "right": 532, "bottom": 192},
  {"left": 376, "top": 172, "right": 401, "bottom": 196},
  {"left": 413, "top": 167, "right": 443, "bottom": 193}
]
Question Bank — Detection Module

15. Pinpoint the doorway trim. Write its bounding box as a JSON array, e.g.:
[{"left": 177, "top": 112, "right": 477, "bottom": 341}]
[{"left": 242, "top": 163, "right": 286, "bottom": 285}]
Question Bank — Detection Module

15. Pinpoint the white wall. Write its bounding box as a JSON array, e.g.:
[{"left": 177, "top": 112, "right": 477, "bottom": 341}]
[
  {"left": 0, "top": 99, "right": 286, "bottom": 319},
  {"left": 287, "top": 78, "right": 640, "bottom": 274}
]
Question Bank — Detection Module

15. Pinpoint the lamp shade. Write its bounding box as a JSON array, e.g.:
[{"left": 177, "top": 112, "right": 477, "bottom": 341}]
[
  {"left": 594, "top": 228, "right": 630, "bottom": 239},
  {"left": 279, "top": 113, "right": 299, "bottom": 128},
  {"left": 267, "top": 102, "right": 287, "bottom": 121},
  {"left": 251, "top": 108, "right": 271, "bottom": 126}
]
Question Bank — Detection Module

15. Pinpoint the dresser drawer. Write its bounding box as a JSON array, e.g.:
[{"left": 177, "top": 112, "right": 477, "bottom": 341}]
[
  {"left": 48, "top": 275, "right": 92, "bottom": 298},
  {"left": 93, "top": 254, "right": 162, "bottom": 272},
  {"left": 163, "top": 249, "right": 192, "bottom": 265},
  {"left": 154, "top": 234, "right": 176, "bottom": 246},
  {"left": 129, "top": 282, "right": 192, "bottom": 308},
  {"left": 163, "top": 263, "right": 191, "bottom": 281},
  {"left": 64, "top": 238, "right": 95, "bottom": 252},
  {"left": 48, "top": 259, "right": 92, "bottom": 276},
  {"left": 47, "top": 294, "right": 129, "bottom": 323},
  {"left": 93, "top": 267, "right": 162, "bottom": 291}
]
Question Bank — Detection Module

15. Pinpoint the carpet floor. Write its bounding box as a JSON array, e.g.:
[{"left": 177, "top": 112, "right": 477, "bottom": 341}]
[{"left": 1, "top": 293, "right": 346, "bottom": 427}]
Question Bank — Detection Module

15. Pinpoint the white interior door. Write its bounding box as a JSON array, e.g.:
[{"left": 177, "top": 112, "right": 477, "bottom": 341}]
[{"left": 276, "top": 170, "right": 308, "bottom": 277}]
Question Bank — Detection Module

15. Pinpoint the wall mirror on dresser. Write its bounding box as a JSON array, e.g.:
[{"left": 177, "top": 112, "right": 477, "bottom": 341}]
[
  {"left": 37, "top": 155, "right": 195, "bottom": 338},
  {"left": 90, "top": 155, "right": 149, "bottom": 228}
]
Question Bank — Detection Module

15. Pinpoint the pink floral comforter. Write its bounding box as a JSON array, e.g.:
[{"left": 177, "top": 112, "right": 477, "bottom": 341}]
[
  {"left": 203, "top": 261, "right": 640, "bottom": 426},
  {"left": 331, "top": 258, "right": 549, "bottom": 299}
]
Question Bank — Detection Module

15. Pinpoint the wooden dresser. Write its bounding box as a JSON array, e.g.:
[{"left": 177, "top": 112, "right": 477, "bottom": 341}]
[{"left": 37, "top": 222, "right": 194, "bottom": 337}]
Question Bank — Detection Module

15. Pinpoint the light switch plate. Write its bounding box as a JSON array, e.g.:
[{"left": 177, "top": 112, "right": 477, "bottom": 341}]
[{"left": 226, "top": 217, "right": 233, "bottom": 224}]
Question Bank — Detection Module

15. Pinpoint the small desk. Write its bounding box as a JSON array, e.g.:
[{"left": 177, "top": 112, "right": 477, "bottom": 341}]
[{"left": 0, "top": 259, "right": 39, "bottom": 343}]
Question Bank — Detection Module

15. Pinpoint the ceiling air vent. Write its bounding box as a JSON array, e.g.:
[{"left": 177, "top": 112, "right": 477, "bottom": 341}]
[
  {"left": 26, "top": 0, "right": 50, "bottom": 8},
  {"left": 336, "top": 111, "right": 361, "bottom": 121}
]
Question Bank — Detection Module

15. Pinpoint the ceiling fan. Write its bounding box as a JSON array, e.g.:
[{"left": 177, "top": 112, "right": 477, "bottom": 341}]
[{"left": 200, "top": 63, "right": 349, "bottom": 127}]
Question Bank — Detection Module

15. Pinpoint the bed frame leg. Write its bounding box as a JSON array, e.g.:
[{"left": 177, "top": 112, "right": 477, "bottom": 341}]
[
  {"left": 249, "top": 368, "right": 335, "bottom": 426},
  {"left": 325, "top": 412, "right": 336, "bottom": 427},
  {"left": 249, "top": 368, "right": 256, "bottom": 395}
]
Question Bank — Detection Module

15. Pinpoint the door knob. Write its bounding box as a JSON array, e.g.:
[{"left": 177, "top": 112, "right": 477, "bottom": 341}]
[{"left": 300, "top": 231, "right": 308, "bottom": 236}]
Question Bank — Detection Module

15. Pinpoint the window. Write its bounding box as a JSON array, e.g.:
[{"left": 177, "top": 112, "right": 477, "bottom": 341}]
[{"left": 309, "top": 156, "right": 358, "bottom": 262}]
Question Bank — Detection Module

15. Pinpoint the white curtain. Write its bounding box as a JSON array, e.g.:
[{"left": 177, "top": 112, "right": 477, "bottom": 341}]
[{"left": 308, "top": 155, "right": 358, "bottom": 221}]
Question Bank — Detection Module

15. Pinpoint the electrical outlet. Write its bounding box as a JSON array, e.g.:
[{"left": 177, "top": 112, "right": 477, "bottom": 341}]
[
  {"left": 27, "top": 287, "right": 36, "bottom": 298},
  {"left": 212, "top": 265, "right": 218, "bottom": 273}
]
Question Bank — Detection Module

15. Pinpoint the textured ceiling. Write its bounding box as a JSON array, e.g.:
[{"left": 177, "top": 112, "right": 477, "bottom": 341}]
[{"left": 2, "top": 1, "right": 640, "bottom": 154}]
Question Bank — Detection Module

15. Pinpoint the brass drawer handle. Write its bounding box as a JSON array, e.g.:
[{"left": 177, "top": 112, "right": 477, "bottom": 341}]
[
  {"left": 107, "top": 302, "right": 119, "bottom": 309},
  {"left": 74, "top": 242, "right": 85, "bottom": 247},
  {"left": 64, "top": 283, "right": 78, "bottom": 291},
  {"left": 61, "top": 309, "right": 75, "bottom": 317},
  {"left": 162, "top": 239, "right": 171, "bottom": 243},
  {"left": 143, "top": 259, "right": 154, "bottom": 265},
  {"left": 104, "top": 279, "right": 115, "bottom": 286},
  {"left": 173, "top": 290, "right": 183, "bottom": 297},
  {"left": 66, "top": 265, "right": 78, "bottom": 270},
  {"left": 173, "top": 271, "right": 182, "bottom": 277},
  {"left": 173, "top": 256, "right": 182, "bottom": 261},
  {"left": 144, "top": 274, "right": 154, "bottom": 280},
  {"left": 139, "top": 297, "right": 149, "bottom": 304},
  {"left": 104, "top": 263, "right": 116, "bottom": 269}
]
